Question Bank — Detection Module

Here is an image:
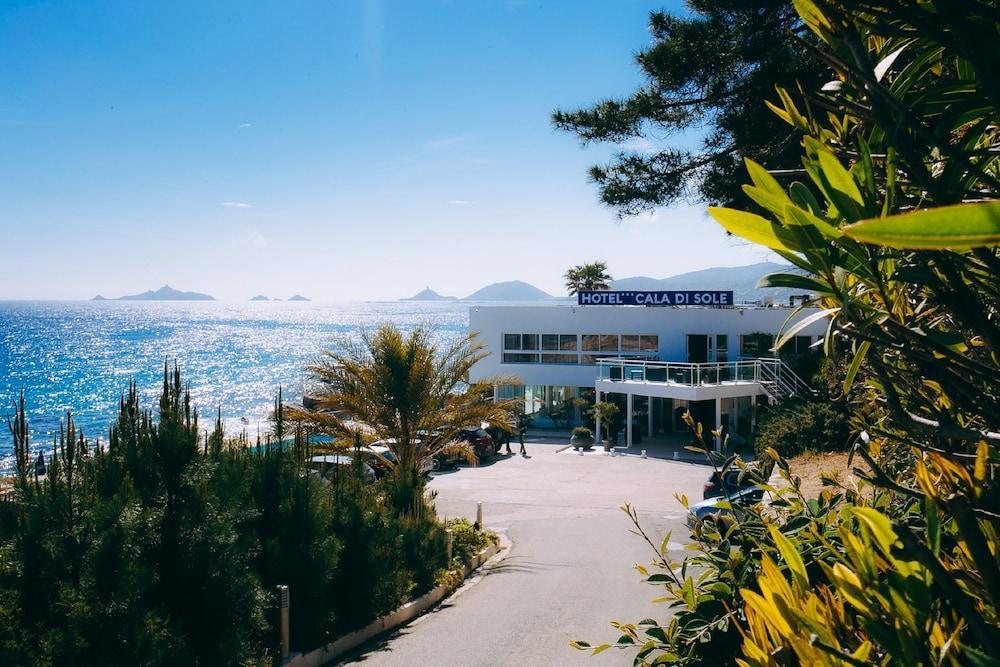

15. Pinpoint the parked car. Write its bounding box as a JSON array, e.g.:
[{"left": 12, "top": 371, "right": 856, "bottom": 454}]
[
  {"left": 453, "top": 427, "right": 495, "bottom": 460},
  {"left": 307, "top": 454, "right": 377, "bottom": 484},
  {"left": 687, "top": 486, "right": 765, "bottom": 530},
  {"left": 702, "top": 469, "right": 760, "bottom": 499}
]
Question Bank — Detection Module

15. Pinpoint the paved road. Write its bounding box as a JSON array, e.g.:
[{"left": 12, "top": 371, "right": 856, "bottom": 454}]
[{"left": 338, "top": 443, "right": 708, "bottom": 667}]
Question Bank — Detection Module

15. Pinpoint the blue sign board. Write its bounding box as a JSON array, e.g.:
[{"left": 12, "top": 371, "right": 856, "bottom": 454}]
[{"left": 577, "top": 290, "right": 734, "bottom": 306}]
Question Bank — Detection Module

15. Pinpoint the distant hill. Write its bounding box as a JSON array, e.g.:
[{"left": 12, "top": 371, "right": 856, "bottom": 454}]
[
  {"left": 115, "top": 285, "right": 215, "bottom": 301},
  {"left": 250, "top": 295, "right": 270, "bottom": 301},
  {"left": 464, "top": 280, "right": 554, "bottom": 301},
  {"left": 287, "top": 294, "right": 310, "bottom": 302},
  {"left": 610, "top": 262, "right": 805, "bottom": 304},
  {"left": 401, "top": 287, "right": 457, "bottom": 301},
  {"left": 91, "top": 294, "right": 108, "bottom": 301}
]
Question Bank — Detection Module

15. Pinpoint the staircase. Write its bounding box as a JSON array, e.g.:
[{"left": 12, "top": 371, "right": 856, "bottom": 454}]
[{"left": 756, "top": 359, "right": 816, "bottom": 402}]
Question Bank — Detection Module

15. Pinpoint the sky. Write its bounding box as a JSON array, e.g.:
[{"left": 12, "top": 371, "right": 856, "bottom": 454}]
[{"left": 0, "top": 0, "right": 778, "bottom": 301}]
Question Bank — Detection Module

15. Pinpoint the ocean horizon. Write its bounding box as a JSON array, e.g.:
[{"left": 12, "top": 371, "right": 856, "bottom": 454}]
[{"left": 0, "top": 300, "right": 472, "bottom": 468}]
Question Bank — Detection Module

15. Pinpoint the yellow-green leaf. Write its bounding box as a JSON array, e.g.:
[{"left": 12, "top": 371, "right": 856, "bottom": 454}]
[
  {"left": 707, "top": 207, "right": 795, "bottom": 253},
  {"left": 768, "top": 525, "right": 809, "bottom": 593},
  {"left": 843, "top": 201, "right": 1000, "bottom": 249},
  {"left": 852, "top": 507, "right": 898, "bottom": 553},
  {"left": 843, "top": 340, "right": 870, "bottom": 394}
]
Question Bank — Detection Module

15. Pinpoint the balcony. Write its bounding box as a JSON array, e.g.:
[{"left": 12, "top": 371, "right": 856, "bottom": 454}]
[{"left": 595, "top": 357, "right": 812, "bottom": 402}]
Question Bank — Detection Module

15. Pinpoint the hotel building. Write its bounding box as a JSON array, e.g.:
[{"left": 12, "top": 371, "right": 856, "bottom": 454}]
[{"left": 468, "top": 297, "right": 827, "bottom": 448}]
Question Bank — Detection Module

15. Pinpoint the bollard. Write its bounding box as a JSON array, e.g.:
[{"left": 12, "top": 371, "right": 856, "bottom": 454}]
[
  {"left": 610, "top": 447, "right": 616, "bottom": 457},
  {"left": 641, "top": 449, "right": 647, "bottom": 459},
  {"left": 277, "top": 585, "right": 290, "bottom": 661},
  {"left": 445, "top": 528, "right": 453, "bottom": 562},
  {"left": 578, "top": 447, "right": 584, "bottom": 456},
  {"left": 672, "top": 451, "right": 679, "bottom": 460},
  {"left": 476, "top": 501, "right": 483, "bottom": 528}
]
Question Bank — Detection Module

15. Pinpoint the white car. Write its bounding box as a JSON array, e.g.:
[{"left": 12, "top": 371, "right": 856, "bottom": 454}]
[{"left": 307, "top": 454, "right": 377, "bottom": 484}]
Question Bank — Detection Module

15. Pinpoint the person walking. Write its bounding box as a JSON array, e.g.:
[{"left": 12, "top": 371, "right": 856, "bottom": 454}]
[
  {"left": 504, "top": 428, "right": 513, "bottom": 455},
  {"left": 518, "top": 418, "right": 527, "bottom": 456}
]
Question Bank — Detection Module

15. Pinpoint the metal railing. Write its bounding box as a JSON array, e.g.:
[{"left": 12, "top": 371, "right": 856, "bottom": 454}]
[{"left": 596, "top": 357, "right": 815, "bottom": 400}]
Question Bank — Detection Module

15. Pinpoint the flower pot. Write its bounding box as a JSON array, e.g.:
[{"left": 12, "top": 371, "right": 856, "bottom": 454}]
[
  {"left": 570, "top": 434, "right": 594, "bottom": 450},
  {"left": 602, "top": 440, "right": 612, "bottom": 452}
]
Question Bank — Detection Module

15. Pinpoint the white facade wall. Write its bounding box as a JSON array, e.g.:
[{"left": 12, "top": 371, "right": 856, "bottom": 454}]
[{"left": 468, "top": 304, "right": 828, "bottom": 386}]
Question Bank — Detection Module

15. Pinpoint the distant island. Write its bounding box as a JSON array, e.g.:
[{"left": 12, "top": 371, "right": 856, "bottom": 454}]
[
  {"left": 92, "top": 285, "right": 215, "bottom": 301},
  {"left": 250, "top": 295, "right": 271, "bottom": 301},
  {"left": 287, "top": 294, "right": 310, "bottom": 302},
  {"left": 401, "top": 287, "right": 457, "bottom": 301}
]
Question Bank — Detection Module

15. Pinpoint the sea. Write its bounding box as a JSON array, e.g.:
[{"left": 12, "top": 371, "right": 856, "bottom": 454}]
[{"left": 0, "top": 300, "right": 470, "bottom": 468}]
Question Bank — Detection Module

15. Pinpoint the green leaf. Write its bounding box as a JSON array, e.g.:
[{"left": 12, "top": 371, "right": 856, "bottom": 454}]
[
  {"left": 707, "top": 207, "right": 795, "bottom": 253},
  {"left": 774, "top": 308, "right": 839, "bottom": 352},
  {"left": 757, "top": 272, "right": 830, "bottom": 295},
  {"left": 843, "top": 340, "right": 870, "bottom": 394},
  {"left": 784, "top": 203, "right": 843, "bottom": 239},
  {"left": 843, "top": 201, "right": 1000, "bottom": 249}
]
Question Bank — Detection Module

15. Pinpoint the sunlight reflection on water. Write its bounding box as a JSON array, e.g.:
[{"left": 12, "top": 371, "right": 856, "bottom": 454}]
[{"left": 0, "top": 301, "right": 470, "bottom": 466}]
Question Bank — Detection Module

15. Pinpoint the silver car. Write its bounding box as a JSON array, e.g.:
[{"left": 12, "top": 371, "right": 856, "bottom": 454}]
[{"left": 687, "top": 485, "right": 765, "bottom": 529}]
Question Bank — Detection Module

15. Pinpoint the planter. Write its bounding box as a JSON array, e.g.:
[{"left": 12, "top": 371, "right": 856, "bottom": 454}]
[
  {"left": 569, "top": 434, "right": 594, "bottom": 450},
  {"left": 602, "top": 440, "right": 612, "bottom": 452}
]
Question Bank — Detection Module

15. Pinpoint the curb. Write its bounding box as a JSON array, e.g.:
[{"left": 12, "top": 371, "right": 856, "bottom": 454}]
[{"left": 286, "top": 533, "right": 509, "bottom": 667}]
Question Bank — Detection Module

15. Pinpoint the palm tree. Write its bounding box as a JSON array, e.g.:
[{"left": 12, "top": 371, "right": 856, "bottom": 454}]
[
  {"left": 287, "top": 324, "right": 517, "bottom": 514},
  {"left": 564, "top": 261, "right": 612, "bottom": 295}
]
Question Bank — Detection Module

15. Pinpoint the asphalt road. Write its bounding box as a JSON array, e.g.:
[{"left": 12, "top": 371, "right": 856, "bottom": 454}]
[{"left": 338, "top": 443, "right": 709, "bottom": 667}]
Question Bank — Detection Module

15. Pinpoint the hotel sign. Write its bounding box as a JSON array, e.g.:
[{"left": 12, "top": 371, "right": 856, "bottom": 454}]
[{"left": 577, "top": 290, "right": 734, "bottom": 306}]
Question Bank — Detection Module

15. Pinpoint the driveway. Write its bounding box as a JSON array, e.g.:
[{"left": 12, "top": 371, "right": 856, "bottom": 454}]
[{"left": 338, "top": 442, "right": 708, "bottom": 666}]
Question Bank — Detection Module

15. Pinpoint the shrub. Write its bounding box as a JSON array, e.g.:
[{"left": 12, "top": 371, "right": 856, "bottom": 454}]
[
  {"left": 443, "top": 517, "right": 497, "bottom": 567},
  {"left": 0, "top": 367, "right": 452, "bottom": 664},
  {"left": 571, "top": 426, "right": 593, "bottom": 438},
  {"left": 753, "top": 398, "right": 851, "bottom": 458}
]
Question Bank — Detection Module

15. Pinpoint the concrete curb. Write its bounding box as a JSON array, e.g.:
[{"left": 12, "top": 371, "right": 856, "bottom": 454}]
[{"left": 285, "top": 533, "right": 508, "bottom": 667}]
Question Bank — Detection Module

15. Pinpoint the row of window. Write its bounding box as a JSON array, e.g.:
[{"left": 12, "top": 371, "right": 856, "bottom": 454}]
[{"left": 503, "top": 333, "right": 658, "bottom": 354}]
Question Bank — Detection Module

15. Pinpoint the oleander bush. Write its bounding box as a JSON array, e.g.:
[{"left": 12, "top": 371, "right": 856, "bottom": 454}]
[
  {"left": 0, "top": 367, "right": 451, "bottom": 665},
  {"left": 573, "top": 0, "right": 1000, "bottom": 664}
]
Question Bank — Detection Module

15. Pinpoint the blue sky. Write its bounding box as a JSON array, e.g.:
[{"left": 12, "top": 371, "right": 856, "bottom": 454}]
[{"left": 0, "top": 0, "right": 777, "bottom": 301}]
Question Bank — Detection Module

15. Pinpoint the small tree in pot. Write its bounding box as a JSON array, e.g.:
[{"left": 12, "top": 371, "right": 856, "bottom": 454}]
[
  {"left": 590, "top": 401, "right": 621, "bottom": 449},
  {"left": 570, "top": 426, "right": 594, "bottom": 450}
]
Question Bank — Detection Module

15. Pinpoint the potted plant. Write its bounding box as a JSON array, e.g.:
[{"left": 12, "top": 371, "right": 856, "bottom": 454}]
[
  {"left": 590, "top": 401, "right": 621, "bottom": 450},
  {"left": 570, "top": 426, "right": 594, "bottom": 450}
]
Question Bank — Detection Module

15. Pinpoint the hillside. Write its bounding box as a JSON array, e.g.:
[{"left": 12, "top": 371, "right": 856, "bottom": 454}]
[
  {"left": 610, "top": 262, "right": 805, "bottom": 304},
  {"left": 463, "top": 280, "right": 554, "bottom": 301}
]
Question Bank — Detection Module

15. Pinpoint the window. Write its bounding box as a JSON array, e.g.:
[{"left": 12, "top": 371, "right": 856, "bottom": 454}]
[
  {"left": 541, "top": 354, "right": 577, "bottom": 365},
  {"left": 541, "top": 334, "right": 560, "bottom": 351},
  {"left": 741, "top": 333, "right": 775, "bottom": 358},
  {"left": 560, "top": 334, "right": 577, "bottom": 351},
  {"left": 621, "top": 335, "right": 640, "bottom": 352},
  {"left": 503, "top": 333, "right": 521, "bottom": 350},
  {"left": 503, "top": 352, "right": 537, "bottom": 364},
  {"left": 780, "top": 335, "right": 813, "bottom": 357},
  {"left": 716, "top": 335, "right": 728, "bottom": 362},
  {"left": 599, "top": 334, "right": 618, "bottom": 352},
  {"left": 521, "top": 334, "right": 538, "bottom": 350},
  {"left": 640, "top": 335, "right": 658, "bottom": 352},
  {"left": 582, "top": 334, "right": 600, "bottom": 351}
]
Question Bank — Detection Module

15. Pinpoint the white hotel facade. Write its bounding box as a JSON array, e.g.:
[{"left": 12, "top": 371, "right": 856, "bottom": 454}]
[{"left": 468, "top": 300, "right": 827, "bottom": 447}]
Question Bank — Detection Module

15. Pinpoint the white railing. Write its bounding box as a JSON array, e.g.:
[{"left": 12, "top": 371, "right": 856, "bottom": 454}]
[{"left": 596, "top": 357, "right": 814, "bottom": 400}]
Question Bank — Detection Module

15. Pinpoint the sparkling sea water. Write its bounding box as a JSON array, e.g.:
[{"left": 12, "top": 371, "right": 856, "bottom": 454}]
[{"left": 0, "top": 300, "right": 470, "bottom": 467}]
